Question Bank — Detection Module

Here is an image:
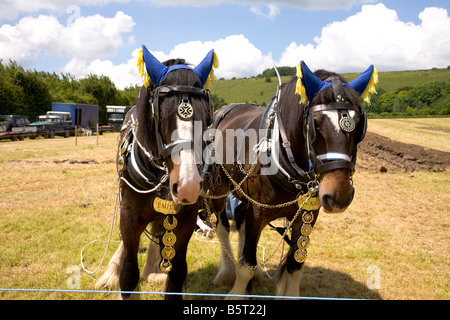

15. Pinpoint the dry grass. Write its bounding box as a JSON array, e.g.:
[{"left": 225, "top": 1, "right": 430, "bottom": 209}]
[
  {"left": 0, "top": 123, "right": 448, "bottom": 300},
  {"left": 368, "top": 118, "right": 450, "bottom": 153}
]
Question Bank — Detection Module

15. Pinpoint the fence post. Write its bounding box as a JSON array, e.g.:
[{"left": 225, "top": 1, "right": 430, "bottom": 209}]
[
  {"left": 75, "top": 125, "right": 78, "bottom": 146},
  {"left": 96, "top": 123, "right": 99, "bottom": 147}
]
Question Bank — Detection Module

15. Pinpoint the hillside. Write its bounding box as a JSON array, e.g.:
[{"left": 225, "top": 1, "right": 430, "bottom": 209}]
[{"left": 210, "top": 67, "right": 450, "bottom": 107}]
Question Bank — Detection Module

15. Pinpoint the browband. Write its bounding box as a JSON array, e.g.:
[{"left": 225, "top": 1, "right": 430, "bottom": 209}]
[{"left": 308, "top": 102, "right": 360, "bottom": 113}]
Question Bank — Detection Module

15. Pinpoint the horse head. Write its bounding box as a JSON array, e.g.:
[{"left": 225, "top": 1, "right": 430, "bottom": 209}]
[
  {"left": 298, "top": 61, "right": 376, "bottom": 213},
  {"left": 137, "top": 46, "right": 217, "bottom": 205}
]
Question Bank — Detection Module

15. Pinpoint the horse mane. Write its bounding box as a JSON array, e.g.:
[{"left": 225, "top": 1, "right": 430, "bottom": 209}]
[{"left": 311, "top": 69, "right": 361, "bottom": 107}]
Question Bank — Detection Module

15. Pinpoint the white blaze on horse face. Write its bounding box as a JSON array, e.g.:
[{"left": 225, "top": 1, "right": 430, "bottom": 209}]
[{"left": 170, "top": 118, "right": 202, "bottom": 204}]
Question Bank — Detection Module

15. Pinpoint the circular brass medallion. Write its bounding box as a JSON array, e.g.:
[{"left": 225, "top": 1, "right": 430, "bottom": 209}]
[
  {"left": 162, "top": 231, "right": 176, "bottom": 247},
  {"left": 117, "top": 155, "right": 125, "bottom": 171},
  {"left": 160, "top": 260, "right": 172, "bottom": 273},
  {"left": 301, "top": 223, "right": 312, "bottom": 236},
  {"left": 163, "top": 216, "right": 177, "bottom": 231},
  {"left": 177, "top": 102, "right": 194, "bottom": 120},
  {"left": 161, "top": 246, "right": 176, "bottom": 260},
  {"left": 302, "top": 211, "right": 314, "bottom": 224},
  {"left": 294, "top": 248, "right": 308, "bottom": 263},
  {"left": 297, "top": 235, "right": 310, "bottom": 249},
  {"left": 339, "top": 116, "right": 356, "bottom": 132}
]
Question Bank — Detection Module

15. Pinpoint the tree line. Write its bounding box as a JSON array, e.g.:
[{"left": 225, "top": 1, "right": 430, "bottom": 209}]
[
  {"left": 258, "top": 66, "right": 449, "bottom": 116},
  {"left": 1, "top": 60, "right": 448, "bottom": 124},
  {"left": 0, "top": 60, "right": 229, "bottom": 124},
  {"left": 0, "top": 60, "right": 140, "bottom": 125},
  {"left": 362, "top": 80, "right": 450, "bottom": 116}
]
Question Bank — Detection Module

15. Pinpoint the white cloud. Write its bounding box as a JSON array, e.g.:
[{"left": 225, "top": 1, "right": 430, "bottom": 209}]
[
  {"left": 249, "top": 4, "right": 280, "bottom": 20},
  {"left": 0, "top": 11, "right": 135, "bottom": 68},
  {"left": 0, "top": 0, "right": 131, "bottom": 20},
  {"left": 64, "top": 49, "right": 142, "bottom": 90},
  {"left": 145, "top": 34, "right": 275, "bottom": 80},
  {"left": 74, "top": 34, "right": 274, "bottom": 90},
  {"left": 278, "top": 4, "right": 450, "bottom": 72}
]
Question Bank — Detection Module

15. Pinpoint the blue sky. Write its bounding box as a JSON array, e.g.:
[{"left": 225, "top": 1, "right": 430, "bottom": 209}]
[{"left": 0, "top": 0, "right": 449, "bottom": 89}]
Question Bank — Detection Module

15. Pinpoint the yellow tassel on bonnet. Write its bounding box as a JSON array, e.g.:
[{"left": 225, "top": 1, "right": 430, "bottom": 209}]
[
  {"left": 295, "top": 62, "right": 307, "bottom": 104},
  {"left": 203, "top": 51, "right": 220, "bottom": 91},
  {"left": 362, "top": 67, "right": 379, "bottom": 105},
  {"left": 136, "top": 48, "right": 150, "bottom": 87}
]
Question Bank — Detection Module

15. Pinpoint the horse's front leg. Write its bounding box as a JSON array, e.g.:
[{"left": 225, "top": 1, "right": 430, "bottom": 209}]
[
  {"left": 119, "top": 206, "right": 147, "bottom": 300},
  {"left": 142, "top": 221, "right": 167, "bottom": 284},
  {"left": 95, "top": 241, "right": 124, "bottom": 290},
  {"left": 226, "top": 205, "right": 260, "bottom": 299},
  {"left": 276, "top": 210, "right": 319, "bottom": 297},
  {"left": 213, "top": 205, "right": 236, "bottom": 286},
  {"left": 163, "top": 206, "right": 197, "bottom": 300}
]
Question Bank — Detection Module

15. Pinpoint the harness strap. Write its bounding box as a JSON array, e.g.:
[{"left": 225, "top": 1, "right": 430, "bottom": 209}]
[
  {"left": 315, "top": 159, "right": 354, "bottom": 174},
  {"left": 212, "top": 103, "right": 248, "bottom": 130},
  {"left": 161, "top": 139, "right": 195, "bottom": 159},
  {"left": 268, "top": 223, "right": 294, "bottom": 247},
  {"left": 275, "top": 107, "right": 307, "bottom": 178}
]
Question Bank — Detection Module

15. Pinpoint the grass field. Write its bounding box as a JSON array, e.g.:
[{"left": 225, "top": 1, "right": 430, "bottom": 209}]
[
  {"left": 0, "top": 118, "right": 449, "bottom": 300},
  {"left": 211, "top": 67, "right": 450, "bottom": 106}
]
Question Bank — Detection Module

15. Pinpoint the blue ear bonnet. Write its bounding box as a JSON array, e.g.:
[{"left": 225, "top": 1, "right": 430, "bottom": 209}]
[
  {"left": 299, "top": 61, "right": 376, "bottom": 103},
  {"left": 142, "top": 45, "right": 215, "bottom": 88}
]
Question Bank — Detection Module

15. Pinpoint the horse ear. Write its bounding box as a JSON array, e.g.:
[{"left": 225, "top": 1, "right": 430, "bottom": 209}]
[
  {"left": 296, "top": 61, "right": 327, "bottom": 104},
  {"left": 194, "top": 49, "right": 218, "bottom": 89},
  {"left": 141, "top": 45, "right": 169, "bottom": 86},
  {"left": 347, "top": 65, "right": 378, "bottom": 104},
  {"left": 347, "top": 65, "right": 375, "bottom": 95}
]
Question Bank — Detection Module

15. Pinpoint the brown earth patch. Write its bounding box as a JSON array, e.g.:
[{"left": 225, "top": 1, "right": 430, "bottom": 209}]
[{"left": 357, "top": 132, "right": 450, "bottom": 172}]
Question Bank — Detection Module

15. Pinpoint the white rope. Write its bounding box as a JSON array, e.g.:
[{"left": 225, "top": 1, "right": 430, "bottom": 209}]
[
  {"left": 119, "top": 174, "right": 168, "bottom": 194},
  {"left": 80, "top": 191, "right": 120, "bottom": 274}
]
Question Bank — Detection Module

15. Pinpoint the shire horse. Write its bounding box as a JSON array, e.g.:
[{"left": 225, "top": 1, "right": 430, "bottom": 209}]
[
  {"left": 209, "top": 61, "right": 377, "bottom": 297},
  {"left": 95, "top": 45, "right": 217, "bottom": 299}
]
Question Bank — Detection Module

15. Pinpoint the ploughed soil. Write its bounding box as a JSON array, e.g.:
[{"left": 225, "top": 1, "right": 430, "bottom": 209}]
[{"left": 357, "top": 132, "right": 450, "bottom": 173}]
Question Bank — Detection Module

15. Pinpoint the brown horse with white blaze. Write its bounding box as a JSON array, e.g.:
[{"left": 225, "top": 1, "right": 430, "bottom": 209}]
[
  {"left": 94, "top": 45, "right": 217, "bottom": 299},
  {"left": 209, "top": 61, "right": 376, "bottom": 298}
]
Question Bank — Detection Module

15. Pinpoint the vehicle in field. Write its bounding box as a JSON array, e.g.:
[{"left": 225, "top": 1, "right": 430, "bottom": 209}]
[
  {"left": 29, "top": 114, "right": 71, "bottom": 138},
  {"left": 0, "top": 115, "right": 35, "bottom": 141}
]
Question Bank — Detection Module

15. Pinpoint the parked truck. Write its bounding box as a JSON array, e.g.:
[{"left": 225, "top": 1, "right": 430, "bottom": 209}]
[
  {"left": 29, "top": 114, "right": 71, "bottom": 138},
  {"left": 106, "top": 105, "right": 127, "bottom": 130},
  {"left": 51, "top": 103, "right": 99, "bottom": 130},
  {"left": 0, "top": 115, "right": 35, "bottom": 141}
]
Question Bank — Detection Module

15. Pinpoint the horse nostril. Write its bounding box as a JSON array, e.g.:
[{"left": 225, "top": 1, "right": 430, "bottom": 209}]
[
  {"left": 172, "top": 183, "right": 179, "bottom": 196},
  {"left": 322, "top": 194, "right": 334, "bottom": 211}
]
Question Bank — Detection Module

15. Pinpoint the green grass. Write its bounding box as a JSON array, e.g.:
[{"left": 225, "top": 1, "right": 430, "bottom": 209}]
[
  {"left": 0, "top": 128, "right": 449, "bottom": 300},
  {"left": 211, "top": 67, "right": 450, "bottom": 103}
]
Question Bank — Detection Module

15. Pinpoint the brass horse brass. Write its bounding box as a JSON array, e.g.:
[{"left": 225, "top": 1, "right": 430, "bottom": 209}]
[{"left": 153, "top": 197, "right": 181, "bottom": 215}]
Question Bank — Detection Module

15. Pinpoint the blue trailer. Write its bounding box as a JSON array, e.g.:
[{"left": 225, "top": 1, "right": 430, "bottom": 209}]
[{"left": 51, "top": 103, "right": 99, "bottom": 129}]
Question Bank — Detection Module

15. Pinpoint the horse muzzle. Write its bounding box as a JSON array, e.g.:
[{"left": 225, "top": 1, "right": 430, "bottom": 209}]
[
  {"left": 318, "top": 169, "right": 355, "bottom": 213},
  {"left": 169, "top": 162, "right": 202, "bottom": 205}
]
